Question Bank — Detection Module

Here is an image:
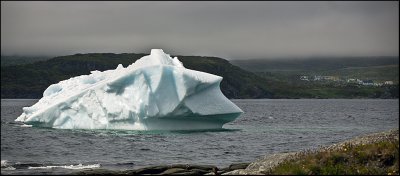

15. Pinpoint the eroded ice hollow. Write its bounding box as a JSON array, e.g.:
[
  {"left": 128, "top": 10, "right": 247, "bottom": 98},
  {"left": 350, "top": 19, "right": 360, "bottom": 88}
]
[{"left": 16, "top": 49, "right": 243, "bottom": 130}]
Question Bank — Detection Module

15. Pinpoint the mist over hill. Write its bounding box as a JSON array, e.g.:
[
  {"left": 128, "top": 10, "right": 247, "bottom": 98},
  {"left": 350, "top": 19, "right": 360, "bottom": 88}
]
[{"left": 1, "top": 55, "right": 53, "bottom": 67}]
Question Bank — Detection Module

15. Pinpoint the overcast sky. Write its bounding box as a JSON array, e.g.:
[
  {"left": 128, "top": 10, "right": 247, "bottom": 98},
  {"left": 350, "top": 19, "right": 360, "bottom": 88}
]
[{"left": 1, "top": 1, "right": 399, "bottom": 59}]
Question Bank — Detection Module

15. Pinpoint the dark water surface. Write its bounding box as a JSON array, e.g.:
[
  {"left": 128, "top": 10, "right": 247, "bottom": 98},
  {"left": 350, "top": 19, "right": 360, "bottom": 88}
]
[{"left": 1, "top": 99, "right": 399, "bottom": 175}]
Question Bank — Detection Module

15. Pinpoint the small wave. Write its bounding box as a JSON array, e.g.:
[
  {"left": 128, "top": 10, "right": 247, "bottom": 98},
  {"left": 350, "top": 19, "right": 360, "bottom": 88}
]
[
  {"left": 20, "top": 124, "right": 33, "bottom": 127},
  {"left": 1, "top": 166, "right": 16, "bottom": 171},
  {"left": 1, "top": 160, "right": 9, "bottom": 167},
  {"left": 0, "top": 160, "right": 16, "bottom": 171},
  {"left": 28, "top": 163, "right": 100, "bottom": 170}
]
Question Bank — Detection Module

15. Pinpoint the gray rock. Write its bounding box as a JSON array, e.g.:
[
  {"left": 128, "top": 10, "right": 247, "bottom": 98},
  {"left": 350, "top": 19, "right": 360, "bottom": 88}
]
[
  {"left": 222, "top": 152, "right": 297, "bottom": 175},
  {"left": 171, "top": 170, "right": 205, "bottom": 175},
  {"left": 228, "top": 163, "right": 250, "bottom": 170},
  {"left": 131, "top": 164, "right": 217, "bottom": 175},
  {"left": 133, "top": 165, "right": 170, "bottom": 175},
  {"left": 74, "top": 168, "right": 120, "bottom": 175},
  {"left": 186, "top": 164, "right": 217, "bottom": 171},
  {"left": 159, "top": 168, "right": 187, "bottom": 175},
  {"left": 168, "top": 164, "right": 190, "bottom": 169},
  {"left": 190, "top": 169, "right": 211, "bottom": 175}
]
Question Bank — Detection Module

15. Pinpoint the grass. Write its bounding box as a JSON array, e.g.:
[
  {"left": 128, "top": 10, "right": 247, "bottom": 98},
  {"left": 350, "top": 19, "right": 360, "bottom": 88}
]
[
  {"left": 321, "top": 65, "right": 399, "bottom": 84},
  {"left": 266, "top": 138, "right": 399, "bottom": 175}
]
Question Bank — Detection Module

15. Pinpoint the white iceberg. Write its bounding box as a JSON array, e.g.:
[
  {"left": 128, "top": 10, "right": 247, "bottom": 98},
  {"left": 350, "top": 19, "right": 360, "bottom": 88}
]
[{"left": 16, "top": 49, "right": 243, "bottom": 130}]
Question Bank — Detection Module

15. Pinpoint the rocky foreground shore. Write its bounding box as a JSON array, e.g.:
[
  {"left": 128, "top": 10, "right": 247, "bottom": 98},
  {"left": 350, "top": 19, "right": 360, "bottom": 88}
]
[{"left": 76, "top": 129, "right": 399, "bottom": 175}]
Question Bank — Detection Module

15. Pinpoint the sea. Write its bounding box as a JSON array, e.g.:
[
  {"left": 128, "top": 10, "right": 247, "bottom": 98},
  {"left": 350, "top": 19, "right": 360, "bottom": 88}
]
[{"left": 1, "top": 99, "right": 399, "bottom": 175}]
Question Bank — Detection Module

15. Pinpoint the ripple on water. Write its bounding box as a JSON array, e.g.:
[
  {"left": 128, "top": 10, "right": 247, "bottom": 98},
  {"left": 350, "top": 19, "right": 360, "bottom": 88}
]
[{"left": 1, "top": 99, "right": 398, "bottom": 174}]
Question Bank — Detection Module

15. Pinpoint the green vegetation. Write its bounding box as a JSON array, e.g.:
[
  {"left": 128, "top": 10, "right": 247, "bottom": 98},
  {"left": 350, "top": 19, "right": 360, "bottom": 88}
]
[
  {"left": 1, "top": 53, "right": 272, "bottom": 99},
  {"left": 259, "top": 65, "right": 399, "bottom": 84},
  {"left": 231, "top": 57, "right": 399, "bottom": 99},
  {"left": 268, "top": 139, "right": 399, "bottom": 175},
  {"left": 319, "top": 65, "right": 399, "bottom": 83},
  {"left": 271, "top": 84, "right": 398, "bottom": 99},
  {"left": 253, "top": 71, "right": 399, "bottom": 99},
  {"left": 231, "top": 57, "right": 399, "bottom": 84},
  {"left": 231, "top": 56, "right": 399, "bottom": 84},
  {"left": 230, "top": 56, "right": 399, "bottom": 72},
  {"left": 243, "top": 73, "right": 398, "bottom": 98},
  {"left": 1, "top": 53, "right": 398, "bottom": 99}
]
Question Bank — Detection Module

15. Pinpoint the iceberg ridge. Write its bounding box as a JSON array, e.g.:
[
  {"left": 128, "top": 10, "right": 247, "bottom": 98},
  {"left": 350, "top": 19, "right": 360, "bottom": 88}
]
[{"left": 16, "top": 49, "right": 243, "bottom": 130}]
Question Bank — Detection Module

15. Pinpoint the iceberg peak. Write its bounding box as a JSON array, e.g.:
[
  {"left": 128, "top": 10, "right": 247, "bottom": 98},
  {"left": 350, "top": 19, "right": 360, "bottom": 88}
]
[
  {"left": 132, "top": 49, "right": 184, "bottom": 69},
  {"left": 150, "top": 48, "right": 165, "bottom": 56},
  {"left": 16, "top": 49, "right": 243, "bottom": 130}
]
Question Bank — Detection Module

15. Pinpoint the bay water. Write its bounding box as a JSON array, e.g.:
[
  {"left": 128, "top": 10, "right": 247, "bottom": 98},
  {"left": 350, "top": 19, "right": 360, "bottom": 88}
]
[{"left": 1, "top": 99, "right": 398, "bottom": 175}]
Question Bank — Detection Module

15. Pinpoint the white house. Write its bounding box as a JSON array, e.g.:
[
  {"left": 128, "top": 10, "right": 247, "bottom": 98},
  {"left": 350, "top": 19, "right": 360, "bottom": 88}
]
[
  {"left": 384, "top": 81, "right": 394, "bottom": 85},
  {"left": 300, "top": 76, "right": 309, "bottom": 81}
]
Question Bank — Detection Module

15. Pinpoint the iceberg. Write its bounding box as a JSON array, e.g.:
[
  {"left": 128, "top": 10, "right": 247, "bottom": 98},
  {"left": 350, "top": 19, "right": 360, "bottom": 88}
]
[{"left": 16, "top": 49, "right": 243, "bottom": 130}]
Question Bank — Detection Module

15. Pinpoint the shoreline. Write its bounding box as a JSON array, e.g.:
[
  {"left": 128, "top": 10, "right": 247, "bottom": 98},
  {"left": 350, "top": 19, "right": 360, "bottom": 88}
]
[{"left": 75, "top": 128, "right": 399, "bottom": 175}]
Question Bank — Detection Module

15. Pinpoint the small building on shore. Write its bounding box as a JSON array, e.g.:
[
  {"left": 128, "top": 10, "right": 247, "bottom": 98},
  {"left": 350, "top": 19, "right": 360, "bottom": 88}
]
[
  {"left": 362, "top": 80, "right": 374, "bottom": 86},
  {"left": 300, "top": 76, "right": 309, "bottom": 81},
  {"left": 384, "top": 81, "right": 394, "bottom": 85}
]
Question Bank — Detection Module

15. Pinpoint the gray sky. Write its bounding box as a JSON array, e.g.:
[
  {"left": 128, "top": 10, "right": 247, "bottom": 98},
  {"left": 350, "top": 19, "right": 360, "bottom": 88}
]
[{"left": 1, "top": 1, "right": 399, "bottom": 59}]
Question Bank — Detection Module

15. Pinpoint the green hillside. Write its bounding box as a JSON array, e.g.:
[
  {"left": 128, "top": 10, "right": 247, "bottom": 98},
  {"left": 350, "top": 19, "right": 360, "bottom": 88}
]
[
  {"left": 230, "top": 56, "right": 399, "bottom": 72},
  {"left": 1, "top": 53, "right": 398, "bottom": 99},
  {"left": 231, "top": 57, "right": 399, "bottom": 99},
  {"left": 253, "top": 65, "right": 399, "bottom": 84},
  {"left": 320, "top": 65, "right": 399, "bottom": 83},
  {"left": 1, "top": 53, "right": 273, "bottom": 99},
  {"left": 230, "top": 56, "right": 399, "bottom": 83}
]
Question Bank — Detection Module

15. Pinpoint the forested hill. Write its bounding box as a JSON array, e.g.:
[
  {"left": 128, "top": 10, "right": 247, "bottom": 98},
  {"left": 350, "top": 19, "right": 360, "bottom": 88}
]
[{"left": 1, "top": 53, "right": 274, "bottom": 99}]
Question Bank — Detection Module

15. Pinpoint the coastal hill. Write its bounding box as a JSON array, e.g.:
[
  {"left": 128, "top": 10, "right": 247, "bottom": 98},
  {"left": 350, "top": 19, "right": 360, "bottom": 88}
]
[
  {"left": 1, "top": 54, "right": 398, "bottom": 99},
  {"left": 1, "top": 53, "right": 273, "bottom": 99},
  {"left": 231, "top": 56, "right": 399, "bottom": 99},
  {"left": 230, "top": 56, "right": 399, "bottom": 72}
]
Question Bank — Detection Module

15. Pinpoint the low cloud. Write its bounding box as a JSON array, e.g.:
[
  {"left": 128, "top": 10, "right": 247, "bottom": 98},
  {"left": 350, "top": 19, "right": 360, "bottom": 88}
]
[{"left": 1, "top": 1, "right": 398, "bottom": 59}]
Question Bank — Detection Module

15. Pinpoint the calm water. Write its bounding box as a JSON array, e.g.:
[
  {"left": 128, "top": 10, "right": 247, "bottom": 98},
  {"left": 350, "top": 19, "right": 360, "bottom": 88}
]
[{"left": 1, "top": 99, "right": 399, "bottom": 175}]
